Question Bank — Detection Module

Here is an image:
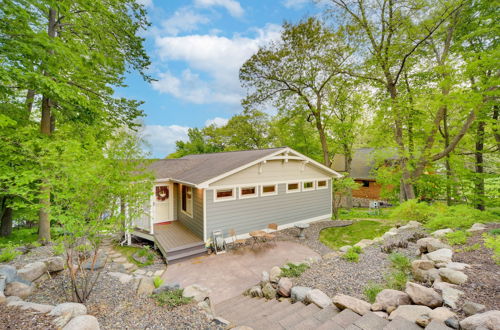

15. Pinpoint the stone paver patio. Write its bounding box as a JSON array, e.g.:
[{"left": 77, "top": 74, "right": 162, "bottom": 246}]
[{"left": 162, "top": 241, "right": 320, "bottom": 304}]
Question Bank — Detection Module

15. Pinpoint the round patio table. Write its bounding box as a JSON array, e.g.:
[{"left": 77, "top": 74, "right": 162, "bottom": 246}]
[
  {"left": 295, "top": 223, "right": 309, "bottom": 239},
  {"left": 249, "top": 230, "right": 266, "bottom": 248}
]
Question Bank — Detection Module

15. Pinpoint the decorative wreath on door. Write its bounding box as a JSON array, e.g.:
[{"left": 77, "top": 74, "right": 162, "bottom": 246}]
[{"left": 155, "top": 186, "right": 169, "bottom": 201}]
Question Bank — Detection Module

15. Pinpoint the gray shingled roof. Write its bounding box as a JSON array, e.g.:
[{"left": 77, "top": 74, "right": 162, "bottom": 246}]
[
  {"left": 332, "top": 148, "right": 398, "bottom": 180},
  {"left": 149, "top": 147, "right": 286, "bottom": 185}
]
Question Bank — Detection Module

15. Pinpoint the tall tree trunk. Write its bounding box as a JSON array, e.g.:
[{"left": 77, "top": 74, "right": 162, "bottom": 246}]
[
  {"left": 25, "top": 89, "right": 35, "bottom": 120},
  {"left": 38, "top": 7, "right": 57, "bottom": 243},
  {"left": 442, "top": 107, "right": 453, "bottom": 206},
  {"left": 313, "top": 113, "right": 331, "bottom": 167},
  {"left": 344, "top": 146, "right": 353, "bottom": 209},
  {"left": 0, "top": 196, "right": 13, "bottom": 237},
  {"left": 474, "top": 120, "right": 485, "bottom": 211}
]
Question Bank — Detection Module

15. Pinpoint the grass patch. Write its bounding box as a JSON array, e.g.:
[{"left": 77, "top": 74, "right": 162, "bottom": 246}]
[
  {"left": 280, "top": 263, "right": 310, "bottom": 277},
  {"left": 445, "top": 231, "right": 470, "bottom": 246},
  {"left": 483, "top": 233, "right": 500, "bottom": 265},
  {"left": 114, "top": 245, "right": 155, "bottom": 267},
  {"left": 0, "top": 227, "right": 39, "bottom": 248},
  {"left": 338, "top": 208, "right": 391, "bottom": 220},
  {"left": 320, "top": 220, "right": 391, "bottom": 250},
  {"left": 153, "top": 276, "right": 164, "bottom": 289},
  {"left": 0, "top": 244, "right": 22, "bottom": 262},
  {"left": 385, "top": 270, "right": 409, "bottom": 291},
  {"left": 363, "top": 282, "right": 384, "bottom": 303},
  {"left": 341, "top": 246, "right": 363, "bottom": 262},
  {"left": 456, "top": 243, "right": 481, "bottom": 253},
  {"left": 389, "top": 252, "right": 411, "bottom": 273},
  {"left": 152, "top": 289, "right": 192, "bottom": 307}
]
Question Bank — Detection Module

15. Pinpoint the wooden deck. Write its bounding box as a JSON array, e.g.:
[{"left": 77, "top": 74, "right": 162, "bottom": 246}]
[{"left": 153, "top": 222, "right": 206, "bottom": 263}]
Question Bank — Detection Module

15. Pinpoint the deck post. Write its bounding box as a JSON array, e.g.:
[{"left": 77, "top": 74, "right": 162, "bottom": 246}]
[{"left": 149, "top": 193, "right": 154, "bottom": 235}]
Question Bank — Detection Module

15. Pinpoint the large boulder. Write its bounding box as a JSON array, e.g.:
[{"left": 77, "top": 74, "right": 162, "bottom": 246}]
[
  {"left": 62, "top": 315, "right": 100, "bottom": 330},
  {"left": 305, "top": 289, "right": 331, "bottom": 309},
  {"left": 108, "top": 272, "right": 134, "bottom": 284},
  {"left": 433, "top": 282, "right": 463, "bottom": 309},
  {"left": 413, "top": 268, "right": 440, "bottom": 283},
  {"left": 332, "top": 294, "right": 371, "bottom": 315},
  {"left": 136, "top": 277, "right": 155, "bottom": 296},
  {"left": 466, "top": 223, "right": 487, "bottom": 232},
  {"left": 261, "top": 271, "right": 269, "bottom": 283},
  {"left": 17, "top": 261, "right": 47, "bottom": 282},
  {"left": 4, "top": 281, "right": 33, "bottom": 298},
  {"left": 269, "top": 266, "right": 282, "bottom": 283},
  {"left": 462, "top": 301, "right": 486, "bottom": 316},
  {"left": 339, "top": 245, "right": 352, "bottom": 252},
  {"left": 152, "top": 283, "right": 180, "bottom": 295},
  {"left": 277, "top": 277, "right": 292, "bottom": 297},
  {"left": 42, "top": 257, "right": 65, "bottom": 272},
  {"left": 249, "top": 285, "right": 263, "bottom": 298},
  {"left": 431, "top": 229, "right": 453, "bottom": 238},
  {"left": 439, "top": 268, "right": 468, "bottom": 285},
  {"left": 261, "top": 282, "right": 276, "bottom": 300},
  {"left": 373, "top": 289, "right": 411, "bottom": 312},
  {"left": 417, "top": 238, "right": 451, "bottom": 253},
  {"left": 444, "top": 262, "right": 470, "bottom": 271},
  {"left": 460, "top": 310, "right": 500, "bottom": 330},
  {"left": 182, "top": 284, "right": 211, "bottom": 302},
  {"left": 405, "top": 282, "right": 443, "bottom": 308},
  {"left": 7, "top": 300, "right": 54, "bottom": 313},
  {"left": 354, "top": 239, "right": 373, "bottom": 249},
  {"left": 0, "top": 265, "right": 17, "bottom": 283},
  {"left": 426, "top": 249, "right": 453, "bottom": 264},
  {"left": 388, "top": 305, "right": 432, "bottom": 322},
  {"left": 412, "top": 260, "right": 435, "bottom": 271},
  {"left": 429, "top": 307, "right": 456, "bottom": 322},
  {"left": 49, "top": 302, "right": 87, "bottom": 317},
  {"left": 290, "top": 286, "right": 311, "bottom": 302}
]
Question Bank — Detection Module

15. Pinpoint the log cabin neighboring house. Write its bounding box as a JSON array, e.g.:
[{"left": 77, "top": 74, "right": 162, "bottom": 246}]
[
  {"left": 332, "top": 148, "right": 390, "bottom": 207},
  {"left": 130, "top": 147, "right": 341, "bottom": 263}
]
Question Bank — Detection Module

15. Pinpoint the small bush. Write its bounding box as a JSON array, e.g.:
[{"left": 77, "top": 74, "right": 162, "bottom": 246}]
[
  {"left": 280, "top": 263, "right": 310, "bottom": 277},
  {"left": 488, "top": 228, "right": 500, "bottom": 236},
  {"left": 389, "top": 199, "right": 437, "bottom": 223},
  {"left": 363, "top": 282, "right": 384, "bottom": 303},
  {"left": 0, "top": 244, "right": 21, "bottom": 262},
  {"left": 351, "top": 246, "right": 363, "bottom": 254},
  {"left": 152, "top": 289, "right": 192, "bottom": 307},
  {"left": 153, "top": 276, "right": 164, "bottom": 289},
  {"left": 445, "top": 231, "right": 470, "bottom": 246},
  {"left": 52, "top": 242, "right": 65, "bottom": 256},
  {"left": 483, "top": 233, "right": 500, "bottom": 265},
  {"left": 385, "top": 270, "right": 408, "bottom": 291},
  {"left": 425, "top": 205, "right": 494, "bottom": 230},
  {"left": 389, "top": 253, "right": 411, "bottom": 273},
  {"left": 342, "top": 248, "right": 360, "bottom": 262}
]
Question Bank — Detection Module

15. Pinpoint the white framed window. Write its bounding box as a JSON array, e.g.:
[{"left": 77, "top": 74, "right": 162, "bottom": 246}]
[
  {"left": 181, "top": 185, "right": 193, "bottom": 217},
  {"left": 286, "top": 182, "right": 301, "bottom": 193},
  {"left": 317, "top": 180, "right": 328, "bottom": 190},
  {"left": 239, "top": 186, "right": 258, "bottom": 199},
  {"left": 302, "top": 181, "right": 315, "bottom": 191},
  {"left": 261, "top": 184, "right": 278, "bottom": 196},
  {"left": 214, "top": 188, "right": 236, "bottom": 202}
]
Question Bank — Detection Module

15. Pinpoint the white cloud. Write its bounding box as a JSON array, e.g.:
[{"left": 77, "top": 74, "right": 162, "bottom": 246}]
[
  {"left": 205, "top": 117, "right": 229, "bottom": 127},
  {"left": 161, "top": 7, "right": 210, "bottom": 36},
  {"left": 194, "top": 0, "right": 244, "bottom": 17},
  {"left": 152, "top": 24, "right": 282, "bottom": 105},
  {"left": 137, "top": 0, "right": 153, "bottom": 8},
  {"left": 282, "top": 0, "right": 310, "bottom": 9},
  {"left": 142, "top": 124, "right": 190, "bottom": 157}
]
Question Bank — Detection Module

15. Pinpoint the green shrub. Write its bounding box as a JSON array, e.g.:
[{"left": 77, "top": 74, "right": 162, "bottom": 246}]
[
  {"left": 488, "top": 228, "right": 500, "bottom": 236},
  {"left": 385, "top": 270, "right": 408, "bottom": 291},
  {"left": 389, "top": 199, "right": 437, "bottom": 223},
  {"left": 389, "top": 253, "right": 411, "bottom": 273},
  {"left": 445, "top": 231, "right": 470, "bottom": 246},
  {"left": 351, "top": 246, "right": 363, "bottom": 254},
  {"left": 425, "top": 204, "right": 495, "bottom": 230},
  {"left": 0, "top": 244, "right": 21, "bottom": 262},
  {"left": 456, "top": 243, "right": 481, "bottom": 252},
  {"left": 153, "top": 276, "right": 164, "bottom": 289},
  {"left": 342, "top": 248, "right": 360, "bottom": 262},
  {"left": 280, "top": 263, "right": 310, "bottom": 277},
  {"left": 483, "top": 233, "right": 500, "bottom": 265},
  {"left": 52, "top": 242, "right": 65, "bottom": 256},
  {"left": 363, "top": 282, "right": 384, "bottom": 303},
  {"left": 152, "top": 289, "right": 192, "bottom": 307}
]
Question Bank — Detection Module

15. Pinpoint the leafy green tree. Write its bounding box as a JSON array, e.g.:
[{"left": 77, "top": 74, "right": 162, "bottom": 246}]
[
  {"left": 240, "top": 17, "right": 352, "bottom": 167},
  {"left": 0, "top": 0, "right": 150, "bottom": 241}
]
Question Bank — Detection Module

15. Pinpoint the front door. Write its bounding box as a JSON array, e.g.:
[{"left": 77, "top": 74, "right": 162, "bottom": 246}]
[{"left": 154, "top": 184, "right": 170, "bottom": 223}]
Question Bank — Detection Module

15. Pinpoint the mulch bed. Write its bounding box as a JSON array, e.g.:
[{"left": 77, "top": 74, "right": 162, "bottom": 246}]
[
  {"left": 276, "top": 220, "right": 353, "bottom": 255},
  {"left": 0, "top": 304, "right": 57, "bottom": 330},
  {"left": 28, "top": 266, "right": 223, "bottom": 330},
  {"left": 453, "top": 223, "right": 500, "bottom": 313}
]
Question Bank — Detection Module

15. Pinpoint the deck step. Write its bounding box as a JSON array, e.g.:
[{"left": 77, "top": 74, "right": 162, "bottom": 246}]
[
  {"left": 166, "top": 246, "right": 207, "bottom": 263},
  {"left": 167, "top": 241, "right": 205, "bottom": 253}
]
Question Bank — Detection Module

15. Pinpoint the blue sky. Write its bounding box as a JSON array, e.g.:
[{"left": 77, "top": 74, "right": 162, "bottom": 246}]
[{"left": 120, "top": 0, "right": 323, "bottom": 157}]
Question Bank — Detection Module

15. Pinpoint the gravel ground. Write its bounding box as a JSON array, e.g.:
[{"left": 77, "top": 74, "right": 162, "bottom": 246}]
[
  {"left": 9, "top": 245, "right": 55, "bottom": 268},
  {"left": 0, "top": 304, "right": 57, "bottom": 330},
  {"left": 294, "top": 241, "right": 419, "bottom": 299},
  {"left": 453, "top": 223, "right": 500, "bottom": 313},
  {"left": 29, "top": 266, "right": 223, "bottom": 330},
  {"left": 275, "top": 220, "right": 353, "bottom": 255}
]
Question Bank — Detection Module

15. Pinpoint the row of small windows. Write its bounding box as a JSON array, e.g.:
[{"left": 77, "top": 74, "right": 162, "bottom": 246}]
[{"left": 213, "top": 180, "right": 328, "bottom": 202}]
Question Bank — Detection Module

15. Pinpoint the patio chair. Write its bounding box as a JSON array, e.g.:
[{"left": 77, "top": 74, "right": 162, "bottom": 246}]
[
  {"left": 228, "top": 228, "right": 246, "bottom": 249},
  {"left": 263, "top": 223, "right": 278, "bottom": 246}
]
